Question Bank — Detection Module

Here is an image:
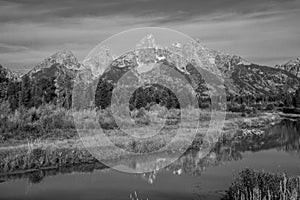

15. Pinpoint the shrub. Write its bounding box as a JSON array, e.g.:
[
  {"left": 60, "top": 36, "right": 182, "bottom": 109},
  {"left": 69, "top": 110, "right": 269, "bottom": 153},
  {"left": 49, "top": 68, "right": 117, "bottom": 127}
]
[
  {"left": 0, "top": 103, "right": 78, "bottom": 140},
  {"left": 265, "top": 103, "right": 275, "bottom": 111},
  {"left": 199, "top": 102, "right": 211, "bottom": 109},
  {"left": 39, "top": 105, "right": 75, "bottom": 131},
  {"left": 0, "top": 101, "right": 11, "bottom": 118},
  {"left": 156, "top": 105, "right": 168, "bottom": 119},
  {"left": 97, "top": 109, "right": 118, "bottom": 129},
  {"left": 0, "top": 101, "right": 11, "bottom": 134},
  {"left": 166, "top": 108, "right": 180, "bottom": 119},
  {"left": 134, "top": 108, "right": 151, "bottom": 126},
  {"left": 227, "top": 102, "right": 243, "bottom": 112}
]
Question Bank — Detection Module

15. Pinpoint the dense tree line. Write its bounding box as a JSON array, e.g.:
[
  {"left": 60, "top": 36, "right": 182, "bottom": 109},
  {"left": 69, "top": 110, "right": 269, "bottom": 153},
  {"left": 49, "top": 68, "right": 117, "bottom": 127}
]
[
  {"left": 294, "top": 87, "right": 300, "bottom": 108},
  {"left": 129, "top": 84, "right": 180, "bottom": 110},
  {"left": 2, "top": 72, "right": 74, "bottom": 111},
  {"left": 0, "top": 66, "right": 9, "bottom": 100}
]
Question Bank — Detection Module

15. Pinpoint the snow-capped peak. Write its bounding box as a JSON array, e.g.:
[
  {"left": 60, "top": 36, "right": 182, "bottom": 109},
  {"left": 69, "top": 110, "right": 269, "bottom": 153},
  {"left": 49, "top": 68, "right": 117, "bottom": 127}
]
[
  {"left": 82, "top": 47, "right": 114, "bottom": 77},
  {"left": 28, "top": 49, "right": 80, "bottom": 75},
  {"left": 275, "top": 57, "right": 300, "bottom": 78},
  {"left": 51, "top": 49, "right": 78, "bottom": 65},
  {"left": 136, "top": 34, "right": 157, "bottom": 49}
]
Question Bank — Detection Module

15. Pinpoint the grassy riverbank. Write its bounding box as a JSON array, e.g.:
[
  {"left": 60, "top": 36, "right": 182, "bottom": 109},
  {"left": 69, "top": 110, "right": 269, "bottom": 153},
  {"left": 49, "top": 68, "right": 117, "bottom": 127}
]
[{"left": 0, "top": 107, "right": 281, "bottom": 175}]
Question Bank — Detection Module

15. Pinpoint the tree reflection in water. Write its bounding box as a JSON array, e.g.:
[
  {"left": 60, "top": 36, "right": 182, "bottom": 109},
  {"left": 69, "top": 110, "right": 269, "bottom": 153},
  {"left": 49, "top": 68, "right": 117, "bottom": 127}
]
[
  {"left": 129, "top": 191, "right": 149, "bottom": 200},
  {"left": 140, "top": 119, "right": 300, "bottom": 184}
]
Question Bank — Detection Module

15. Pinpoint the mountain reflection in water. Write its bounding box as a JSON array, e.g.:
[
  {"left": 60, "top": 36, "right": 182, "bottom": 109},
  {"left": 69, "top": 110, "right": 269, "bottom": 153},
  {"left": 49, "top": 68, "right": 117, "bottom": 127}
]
[
  {"left": 0, "top": 119, "right": 299, "bottom": 200},
  {"left": 165, "top": 119, "right": 300, "bottom": 176}
]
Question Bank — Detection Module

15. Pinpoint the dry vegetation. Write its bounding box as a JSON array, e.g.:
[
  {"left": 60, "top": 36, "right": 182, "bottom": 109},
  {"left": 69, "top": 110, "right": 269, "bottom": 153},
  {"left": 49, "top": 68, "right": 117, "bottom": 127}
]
[
  {"left": 223, "top": 169, "right": 300, "bottom": 200},
  {"left": 0, "top": 101, "right": 281, "bottom": 176}
]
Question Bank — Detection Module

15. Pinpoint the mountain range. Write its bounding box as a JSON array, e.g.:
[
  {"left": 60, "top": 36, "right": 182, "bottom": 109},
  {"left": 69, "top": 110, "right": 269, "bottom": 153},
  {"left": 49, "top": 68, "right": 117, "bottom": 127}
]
[{"left": 0, "top": 40, "right": 299, "bottom": 111}]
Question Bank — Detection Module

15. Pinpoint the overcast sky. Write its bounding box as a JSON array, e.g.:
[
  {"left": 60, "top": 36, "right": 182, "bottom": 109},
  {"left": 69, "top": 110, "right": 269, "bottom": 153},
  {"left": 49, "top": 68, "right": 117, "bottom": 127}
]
[{"left": 0, "top": 0, "right": 299, "bottom": 71}]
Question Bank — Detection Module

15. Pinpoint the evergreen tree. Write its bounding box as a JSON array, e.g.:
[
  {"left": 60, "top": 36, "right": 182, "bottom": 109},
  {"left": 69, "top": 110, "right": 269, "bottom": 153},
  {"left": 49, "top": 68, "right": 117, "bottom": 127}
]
[
  {"left": 294, "top": 88, "right": 300, "bottom": 108},
  {"left": 95, "top": 79, "right": 114, "bottom": 109},
  {"left": 21, "top": 75, "right": 32, "bottom": 107}
]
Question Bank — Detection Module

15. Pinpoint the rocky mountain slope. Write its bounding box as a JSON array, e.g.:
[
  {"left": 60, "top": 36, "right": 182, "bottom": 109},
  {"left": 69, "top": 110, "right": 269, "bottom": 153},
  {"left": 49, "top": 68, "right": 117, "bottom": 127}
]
[
  {"left": 275, "top": 58, "right": 300, "bottom": 78},
  {"left": 93, "top": 38, "right": 300, "bottom": 110},
  {"left": 28, "top": 50, "right": 81, "bottom": 76},
  {"left": 191, "top": 42, "right": 299, "bottom": 97},
  {"left": 0, "top": 50, "right": 82, "bottom": 109}
]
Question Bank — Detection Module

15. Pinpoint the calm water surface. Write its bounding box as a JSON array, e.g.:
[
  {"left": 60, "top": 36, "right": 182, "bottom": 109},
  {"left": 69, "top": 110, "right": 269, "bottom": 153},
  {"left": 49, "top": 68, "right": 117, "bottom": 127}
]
[{"left": 1, "top": 119, "right": 300, "bottom": 200}]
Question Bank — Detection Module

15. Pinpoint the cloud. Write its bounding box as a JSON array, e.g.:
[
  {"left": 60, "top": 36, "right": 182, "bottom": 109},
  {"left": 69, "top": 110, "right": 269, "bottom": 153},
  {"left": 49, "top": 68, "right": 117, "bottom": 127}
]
[
  {"left": 0, "top": 0, "right": 298, "bottom": 24},
  {"left": 0, "top": 43, "right": 29, "bottom": 53},
  {"left": 0, "top": 14, "right": 163, "bottom": 69},
  {"left": 0, "top": 0, "right": 299, "bottom": 70}
]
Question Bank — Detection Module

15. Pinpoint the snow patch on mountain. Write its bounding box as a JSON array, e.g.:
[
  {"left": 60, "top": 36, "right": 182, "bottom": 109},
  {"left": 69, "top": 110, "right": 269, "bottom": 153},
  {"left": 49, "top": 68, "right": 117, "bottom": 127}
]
[
  {"left": 28, "top": 49, "right": 81, "bottom": 76},
  {"left": 275, "top": 58, "right": 300, "bottom": 78}
]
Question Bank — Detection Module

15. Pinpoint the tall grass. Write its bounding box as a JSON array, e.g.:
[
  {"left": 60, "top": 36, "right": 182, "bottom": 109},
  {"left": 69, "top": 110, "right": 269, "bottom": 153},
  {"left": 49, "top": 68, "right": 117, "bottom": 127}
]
[
  {"left": 223, "top": 169, "right": 300, "bottom": 200},
  {"left": 0, "top": 101, "right": 239, "bottom": 143},
  {"left": 0, "top": 102, "right": 75, "bottom": 141}
]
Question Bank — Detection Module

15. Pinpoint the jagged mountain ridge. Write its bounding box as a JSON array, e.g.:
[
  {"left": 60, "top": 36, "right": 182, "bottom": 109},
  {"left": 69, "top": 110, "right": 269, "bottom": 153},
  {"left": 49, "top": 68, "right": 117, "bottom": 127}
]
[
  {"left": 0, "top": 42, "right": 300, "bottom": 109},
  {"left": 24, "top": 50, "right": 81, "bottom": 108},
  {"left": 94, "top": 46, "right": 300, "bottom": 110},
  {"left": 94, "top": 50, "right": 208, "bottom": 109},
  {"left": 28, "top": 50, "right": 82, "bottom": 76},
  {"left": 94, "top": 39, "right": 300, "bottom": 99},
  {"left": 275, "top": 58, "right": 300, "bottom": 78},
  {"left": 0, "top": 50, "right": 82, "bottom": 108},
  {"left": 192, "top": 42, "right": 300, "bottom": 96}
]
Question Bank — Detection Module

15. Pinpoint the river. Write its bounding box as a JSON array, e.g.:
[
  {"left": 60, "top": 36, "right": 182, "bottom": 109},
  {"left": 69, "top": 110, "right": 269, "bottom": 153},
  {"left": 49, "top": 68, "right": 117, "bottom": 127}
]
[{"left": 1, "top": 119, "right": 300, "bottom": 200}]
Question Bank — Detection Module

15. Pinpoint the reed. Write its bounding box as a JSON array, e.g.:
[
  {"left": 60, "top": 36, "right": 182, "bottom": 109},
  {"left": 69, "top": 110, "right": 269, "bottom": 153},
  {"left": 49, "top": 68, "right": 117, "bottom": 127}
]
[{"left": 223, "top": 169, "right": 300, "bottom": 200}]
